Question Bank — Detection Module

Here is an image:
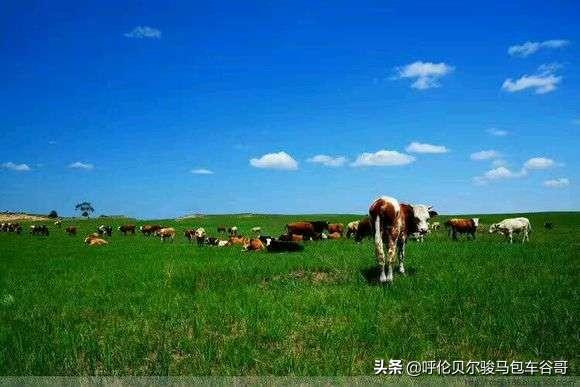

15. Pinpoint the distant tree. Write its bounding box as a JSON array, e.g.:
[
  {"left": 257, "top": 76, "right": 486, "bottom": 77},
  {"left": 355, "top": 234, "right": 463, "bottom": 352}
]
[
  {"left": 75, "top": 202, "right": 94, "bottom": 219},
  {"left": 48, "top": 210, "right": 58, "bottom": 219}
]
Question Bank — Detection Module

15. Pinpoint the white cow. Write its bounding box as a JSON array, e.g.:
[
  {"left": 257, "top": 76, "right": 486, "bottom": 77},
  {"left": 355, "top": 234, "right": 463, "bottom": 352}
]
[{"left": 489, "top": 217, "right": 531, "bottom": 243}]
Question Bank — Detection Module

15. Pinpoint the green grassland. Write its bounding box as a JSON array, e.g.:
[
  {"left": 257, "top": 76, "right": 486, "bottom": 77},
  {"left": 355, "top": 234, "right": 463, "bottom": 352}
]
[{"left": 0, "top": 212, "right": 578, "bottom": 376}]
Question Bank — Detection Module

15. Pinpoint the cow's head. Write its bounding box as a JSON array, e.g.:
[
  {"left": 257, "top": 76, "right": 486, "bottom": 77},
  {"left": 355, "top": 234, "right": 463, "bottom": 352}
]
[
  {"left": 472, "top": 218, "right": 480, "bottom": 227},
  {"left": 412, "top": 205, "right": 436, "bottom": 235},
  {"left": 489, "top": 223, "right": 499, "bottom": 233},
  {"left": 195, "top": 228, "right": 206, "bottom": 238}
]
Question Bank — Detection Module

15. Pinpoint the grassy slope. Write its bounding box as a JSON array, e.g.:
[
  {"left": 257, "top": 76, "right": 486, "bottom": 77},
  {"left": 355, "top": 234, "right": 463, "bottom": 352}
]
[{"left": 0, "top": 212, "right": 578, "bottom": 376}]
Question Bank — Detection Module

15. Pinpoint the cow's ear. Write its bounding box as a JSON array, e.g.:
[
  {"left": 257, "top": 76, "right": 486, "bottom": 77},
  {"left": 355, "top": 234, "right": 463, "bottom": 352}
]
[{"left": 429, "top": 210, "right": 438, "bottom": 217}]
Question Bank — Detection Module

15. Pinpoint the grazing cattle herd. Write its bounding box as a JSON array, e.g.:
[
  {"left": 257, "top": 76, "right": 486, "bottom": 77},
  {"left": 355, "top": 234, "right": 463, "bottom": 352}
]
[{"left": 1, "top": 195, "right": 550, "bottom": 284}]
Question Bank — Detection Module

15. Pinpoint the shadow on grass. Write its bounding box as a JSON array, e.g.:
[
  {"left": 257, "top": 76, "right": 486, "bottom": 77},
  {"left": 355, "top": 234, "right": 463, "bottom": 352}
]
[{"left": 360, "top": 265, "right": 417, "bottom": 285}]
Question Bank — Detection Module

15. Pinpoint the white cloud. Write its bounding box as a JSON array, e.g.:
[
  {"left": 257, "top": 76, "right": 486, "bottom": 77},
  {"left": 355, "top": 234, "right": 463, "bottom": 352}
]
[
  {"left": 307, "top": 155, "right": 347, "bottom": 167},
  {"left": 543, "top": 178, "right": 570, "bottom": 188},
  {"left": 124, "top": 26, "right": 161, "bottom": 39},
  {"left": 191, "top": 168, "right": 213, "bottom": 175},
  {"left": 487, "top": 128, "right": 509, "bottom": 137},
  {"left": 250, "top": 151, "right": 298, "bottom": 170},
  {"left": 470, "top": 150, "right": 500, "bottom": 161},
  {"left": 502, "top": 64, "right": 562, "bottom": 94},
  {"left": 523, "top": 157, "right": 556, "bottom": 170},
  {"left": 68, "top": 161, "right": 94, "bottom": 170},
  {"left": 508, "top": 39, "right": 570, "bottom": 57},
  {"left": 473, "top": 166, "right": 526, "bottom": 185},
  {"left": 1, "top": 162, "right": 31, "bottom": 172},
  {"left": 351, "top": 150, "right": 415, "bottom": 167},
  {"left": 396, "top": 61, "right": 454, "bottom": 90},
  {"left": 405, "top": 142, "right": 448, "bottom": 154}
]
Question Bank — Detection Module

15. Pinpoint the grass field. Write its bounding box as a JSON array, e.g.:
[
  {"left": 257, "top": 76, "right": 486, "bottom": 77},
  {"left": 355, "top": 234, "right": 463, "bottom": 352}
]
[{"left": 0, "top": 212, "right": 578, "bottom": 376}]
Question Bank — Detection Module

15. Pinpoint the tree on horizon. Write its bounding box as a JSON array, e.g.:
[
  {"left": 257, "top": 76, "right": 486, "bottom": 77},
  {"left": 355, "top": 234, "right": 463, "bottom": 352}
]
[{"left": 75, "top": 202, "right": 94, "bottom": 219}]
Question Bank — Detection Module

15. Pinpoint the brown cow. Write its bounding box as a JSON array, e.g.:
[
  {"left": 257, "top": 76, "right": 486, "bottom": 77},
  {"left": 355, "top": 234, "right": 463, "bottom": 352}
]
[
  {"left": 354, "top": 217, "right": 372, "bottom": 242},
  {"left": 118, "top": 224, "right": 136, "bottom": 235},
  {"left": 228, "top": 235, "right": 249, "bottom": 246},
  {"left": 328, "top": 223, "right": 344, "bottom": 235},
  {"left": 84, "top": 233, "right": 102, "bottom": 244},
  {"left": 286, "top": 222, "right": 317, "bottom": 240},
  {"left": 445, "top": 218, "right": 479, "bottom": 240},
  {"left": 369, "top": 196, "right": 437, "bottom": 283},
  {"left": 86, "top": 237, "right": 108, "bottom": 246},
  {"left": 140, "top": 224, "right": 161, "bottom": 236},
  {"left": 65, "top": 226, "right": 77, "bottom": 236},
  {"left": 184, "top": 229, "right": 196, "bottom": 242},
  {"left": 243, "top": 238, "right": 265, "bottom": 251}
]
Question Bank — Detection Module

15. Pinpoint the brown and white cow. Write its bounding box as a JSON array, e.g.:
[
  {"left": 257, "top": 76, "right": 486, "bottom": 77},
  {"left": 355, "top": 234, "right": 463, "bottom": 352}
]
[
  {"left": 327, "top": 231, "right": 342, "bottom": 240},
  {"left": 156, "top": 227, "right": 176, "bottom": 242},
  {"left": 328, "top": 223, "right": 344, "bottom": 235},
  {"left": 65, "top": 226, "right": 77, "bottom": 236},
  {"left": 243, "top": 238, "right": 265, "bottom": 251},
  {"left": 369, "top": 196, "right": 437, "bottom": 283},
  {"left": 445, "top": 218, "right": 479, "bottom": 240}
]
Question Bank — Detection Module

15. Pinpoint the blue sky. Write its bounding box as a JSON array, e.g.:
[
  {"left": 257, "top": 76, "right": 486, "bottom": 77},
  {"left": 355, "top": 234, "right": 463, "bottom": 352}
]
[{"left": 1, "top": 1, "right": 578, "bottom": 218}]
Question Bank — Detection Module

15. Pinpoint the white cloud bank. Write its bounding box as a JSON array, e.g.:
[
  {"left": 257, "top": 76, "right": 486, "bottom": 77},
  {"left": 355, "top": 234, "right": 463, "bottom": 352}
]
[
  {"left": 250, "top": 152, "right": 298, "bottom": 170},
  {"left": 508, "top": 39, "right": 570, "bottom": 57},
  {"left": 396, "top": 61, "right": 454, "bottom": 90},
  {"left": 68, "top": 161, "right": 94, "bottom": 170},
  {"left": 307, "top": 155, "right": 347, "bottom": 167},
  {"left": 543, "top": 178, "right": 570, "bottom": 188},
  {"left": 502, "top": 64, "right": 562, "bottom": 94},
  {"left": 191, "top": 168, "right": 213, "bottom": 175},
  {"left": 351, "top": 150, "right": 415, "bottom": 167},
  {"left": 1, "top": 162, "right": 31, "bottom": 172},
  {"left": 124, "top": 26, "right": 161, "bottom": 39},
  {"left": 405, "top": 142, "right": 448, "bottom": 154}
]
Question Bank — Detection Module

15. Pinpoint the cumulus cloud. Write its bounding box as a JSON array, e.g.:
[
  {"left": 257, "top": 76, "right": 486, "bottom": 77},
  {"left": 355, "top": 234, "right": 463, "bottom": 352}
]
[
  {"left": 124, "top": 26, "right": 161, "bottom": 39},
  {"left": 473, "top": 166, "right": 526, "bottom": 185},
  {"left": 250, "top": 151, "right": 298, "bottom": 170},
  {"left": 508, "top": 39, "right": 570, "bottom": 57},
  {"left": 1, "top": 162, "right": 31, "bottom": 172},
  {"left": 502, "top": 64, "right": 562, "bottom": 94},
  {"left": 473, "top": 156, "right": 560, "bottom": 185},
  {"left": 351, "top": 150, "right": 415, "bottom": 167},
  {"left": 543, "top": 178, "right": 570, "bottom": 188},
  {"left": 307, "top": 155, "right": 347, "bottom": 167},
  {"left": 68, "top": 161, "right": 94, "bottom": 170},
  {"left": 396, "top": 61, "right": 454, "bottom": 90},
  {"left": 405, "top": 142, "right": 448, "bottom": 154},
  {"left": 487, "top": 128, "right": 509, "bottom": 137},
  {"left": 191, "top": 168, "right": 213, "bottom": 175},
  {"left": 470, "top": 150, "right": 500, "bottom": 161},
  {"left": 523, "top": 157, "right": 556, "bottom": 170}
]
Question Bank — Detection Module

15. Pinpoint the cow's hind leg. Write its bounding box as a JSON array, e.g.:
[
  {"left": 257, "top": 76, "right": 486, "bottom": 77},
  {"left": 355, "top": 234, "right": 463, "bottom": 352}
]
[{"left": 397, "top": 238, "right": 406, "bottom": 274}]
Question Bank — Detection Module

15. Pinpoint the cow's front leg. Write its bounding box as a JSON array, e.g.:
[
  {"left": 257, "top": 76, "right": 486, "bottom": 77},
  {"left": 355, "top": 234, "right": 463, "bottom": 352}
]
[
  {"left": 509, "top": 231, "right": 513, "bottom": 244},
  {"left": 397, "top": 238, "right": 406, "bottom": 274}
]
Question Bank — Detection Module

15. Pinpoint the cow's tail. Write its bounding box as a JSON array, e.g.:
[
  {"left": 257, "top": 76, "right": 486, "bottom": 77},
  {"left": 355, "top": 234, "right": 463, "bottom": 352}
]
[{"left": 373, "top": 214, "right": 385, "bottom": 264}]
